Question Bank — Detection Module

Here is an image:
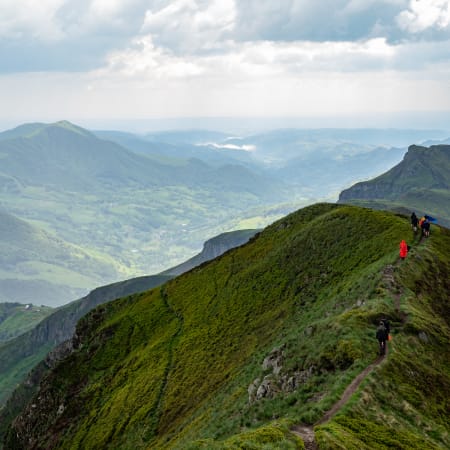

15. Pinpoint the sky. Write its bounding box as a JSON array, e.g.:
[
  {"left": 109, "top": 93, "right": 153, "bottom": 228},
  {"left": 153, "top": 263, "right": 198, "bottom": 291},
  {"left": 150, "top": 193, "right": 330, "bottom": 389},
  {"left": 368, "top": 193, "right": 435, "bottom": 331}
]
[{"left": 1, "top": 0, "right": 450, "bottom": 131}]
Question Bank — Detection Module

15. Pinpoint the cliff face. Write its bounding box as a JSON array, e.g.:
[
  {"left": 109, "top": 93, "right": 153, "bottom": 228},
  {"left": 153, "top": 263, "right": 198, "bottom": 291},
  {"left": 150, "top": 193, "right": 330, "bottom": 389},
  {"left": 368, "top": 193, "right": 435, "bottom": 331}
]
[
  {"left": 338, "top": 145, "right": 450, "bottom": 228},
  {"left": 339, "top": 144, "right": 450, "bottom": 202},
  {"left": 0, "top": 274, "right": 171, "bottom": 409}
]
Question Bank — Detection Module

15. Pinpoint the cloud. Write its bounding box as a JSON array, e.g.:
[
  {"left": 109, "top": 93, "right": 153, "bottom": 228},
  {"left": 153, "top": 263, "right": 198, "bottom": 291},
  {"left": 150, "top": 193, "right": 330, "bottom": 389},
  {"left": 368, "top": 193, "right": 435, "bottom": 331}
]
[
  {"left": 102, "top": 36, "right": 437, "bottom": 82},
  {"left": 397, "top": 0, "right": 450, "bottom": 33},
  {"left": 141, "top": 0, "right": 236, "bottom": 53},
  {"left": 0, "top": 0, "right": 449, "bottom": 126},
  {"left": 0, "top": 0, "right": 154, "bottom": 71},
  {"left": 0, "top": 0, "right": 66, "bottom": 41},
  {"left": 232, "top": 0, "right": 411, "bottom": 43},
  {"left": 1, "top": 0, "right": 450, "bottom": 74}
]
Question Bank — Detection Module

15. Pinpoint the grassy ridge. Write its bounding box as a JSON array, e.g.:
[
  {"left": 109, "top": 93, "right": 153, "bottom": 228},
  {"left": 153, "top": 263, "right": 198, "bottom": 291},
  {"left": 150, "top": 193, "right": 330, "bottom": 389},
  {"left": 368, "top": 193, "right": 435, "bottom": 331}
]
[
  {"left": 316, "top": 226, "right": 450, "bottom": 449},
  {"left": 5, "top": 204, "right": 450, "bottom": 449}
]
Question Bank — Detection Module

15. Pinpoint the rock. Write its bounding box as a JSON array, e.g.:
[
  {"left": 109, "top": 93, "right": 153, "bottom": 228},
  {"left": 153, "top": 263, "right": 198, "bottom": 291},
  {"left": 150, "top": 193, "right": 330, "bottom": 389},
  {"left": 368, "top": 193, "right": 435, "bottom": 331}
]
[
  {"left": 262, "top": 345, "right": 285, "bottom": 375},
  {"left": 256, "top": 376, "right": 278, "bottom": 400},
  {"left": 418, "top": 332, "right": 429, "bottom": 343},
  {"left": 247, "top": 378, "right": 260, "bottom": 403}
]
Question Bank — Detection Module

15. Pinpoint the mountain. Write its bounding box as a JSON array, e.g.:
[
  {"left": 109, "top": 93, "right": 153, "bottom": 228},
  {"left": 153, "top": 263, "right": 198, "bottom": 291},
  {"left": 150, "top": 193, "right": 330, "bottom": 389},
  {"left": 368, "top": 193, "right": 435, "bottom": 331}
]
[
  {"left": 0, "top": 121, "right": 288, "bottom": 292},
  {"left": 4, "top": 204, "right": 449, "bottom": 449},
  {"left": 0, "top": 121, "right": 270, "bottom": 192},
  {"left": 0, "top": 228, "right": 256, "bottom": 421},
  {"left": 339, "top": 144, "right": 450, "bottom": 227},
  {"left": 0, "top": 303, "right": 53, "bottom": 343},
  {"left": 0, "top": 209, "right": 121, "bottom": 306}
]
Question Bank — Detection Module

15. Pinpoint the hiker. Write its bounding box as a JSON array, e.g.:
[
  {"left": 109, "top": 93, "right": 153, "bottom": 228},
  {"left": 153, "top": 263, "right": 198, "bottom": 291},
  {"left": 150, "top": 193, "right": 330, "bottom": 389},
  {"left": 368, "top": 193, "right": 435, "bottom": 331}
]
[
  {"left": 399, "top": 240, "right": 408, "bottom": 260},
  {"left": 381, "top": 318, "right": 390, "bottom": 341},
  {"left": 419, "top": 216, "right": 426, "bottom": 230},
  {"left": 376, "top": 321, "right": 388, "bottom": 356},
  {"left": 422, "top": 219, "right": 431, "bottom": 237},
  {"left": 410, "top": 212, "right": 419, "bottom": 232}
]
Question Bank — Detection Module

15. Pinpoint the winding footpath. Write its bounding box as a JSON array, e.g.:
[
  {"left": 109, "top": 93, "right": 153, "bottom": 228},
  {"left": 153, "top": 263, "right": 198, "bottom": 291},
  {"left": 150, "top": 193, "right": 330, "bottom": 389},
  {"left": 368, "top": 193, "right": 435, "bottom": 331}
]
[
  {"left": 290, "top": 353, "right": 385, "bottom": 450},
  {"left": 290, "top": 241, "right": 415, "bottom": 449}
]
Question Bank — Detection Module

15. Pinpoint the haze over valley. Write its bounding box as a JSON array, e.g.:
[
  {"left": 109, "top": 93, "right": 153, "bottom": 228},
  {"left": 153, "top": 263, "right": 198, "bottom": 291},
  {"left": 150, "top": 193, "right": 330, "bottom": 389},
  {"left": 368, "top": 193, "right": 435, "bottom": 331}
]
[{"left": 2, "top": 120, "right": 449, "bottom": 306}]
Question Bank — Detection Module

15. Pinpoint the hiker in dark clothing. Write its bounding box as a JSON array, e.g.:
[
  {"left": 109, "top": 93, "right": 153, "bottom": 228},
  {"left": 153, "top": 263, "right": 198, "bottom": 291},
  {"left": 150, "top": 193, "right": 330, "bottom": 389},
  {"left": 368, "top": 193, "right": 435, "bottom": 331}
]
[
  {"left": 381, "top": 318, "right": 390, "bottom": 343},
  {"left": 376, "top": 321, "right": 388, "bottom": 356},
  {"left": 411, "top": 212, "right": 419, "bottom": 232},
  {"left": 422, "top": 220, "right": 430, "bottom": 237},
  {"left": 381, "top": 318, "right": 390, "bottom": 336}
]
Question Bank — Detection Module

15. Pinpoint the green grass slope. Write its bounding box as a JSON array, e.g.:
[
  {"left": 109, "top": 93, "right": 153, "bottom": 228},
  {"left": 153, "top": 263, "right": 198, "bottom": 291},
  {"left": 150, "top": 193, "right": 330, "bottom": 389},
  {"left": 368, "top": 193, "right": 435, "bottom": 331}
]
[
  {"left": 339, "top": 144, "right": 450, "bottom": 228},
  {"left": 0, "top": 274, "right": 172, "bottom": 411},
  {"left": 0, "top": 209, "right": 123, "bottom": 306},
  {"left": 0, "top": 228, "right": 255, "bottom": 420},
  {"left": 0, "top": 303, "right": 53, "bottom": 343},
  {"left": 4, "top": 204, "right": 450, "bottom": 449}
]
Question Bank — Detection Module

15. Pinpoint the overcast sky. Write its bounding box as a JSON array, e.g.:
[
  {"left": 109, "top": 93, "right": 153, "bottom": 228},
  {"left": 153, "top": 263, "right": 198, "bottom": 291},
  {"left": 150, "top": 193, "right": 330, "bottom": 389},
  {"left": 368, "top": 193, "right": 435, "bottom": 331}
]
[{"left": 1, "top": 0, "right": 450, "bottom": 131}]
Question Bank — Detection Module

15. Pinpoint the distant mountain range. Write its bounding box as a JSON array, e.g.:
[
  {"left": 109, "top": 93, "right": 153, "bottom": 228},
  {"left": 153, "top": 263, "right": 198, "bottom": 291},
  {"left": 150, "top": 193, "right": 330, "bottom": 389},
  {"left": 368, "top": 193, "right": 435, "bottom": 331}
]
[
  {"left": 339, "top": 144, "right": 450, "bottom": 227},
  {"left": 1, "top": 121, "right": 449, "bottom": 307},
  {"left": 0, "top": 121, "right": 288, "bottom": 304}
]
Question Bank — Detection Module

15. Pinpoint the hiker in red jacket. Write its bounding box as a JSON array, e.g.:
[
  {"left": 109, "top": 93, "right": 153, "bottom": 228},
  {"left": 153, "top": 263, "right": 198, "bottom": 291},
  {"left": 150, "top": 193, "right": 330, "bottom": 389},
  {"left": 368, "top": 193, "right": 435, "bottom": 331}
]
[{"left": 399, "top": 240, "right": 408, "bottom": 260}]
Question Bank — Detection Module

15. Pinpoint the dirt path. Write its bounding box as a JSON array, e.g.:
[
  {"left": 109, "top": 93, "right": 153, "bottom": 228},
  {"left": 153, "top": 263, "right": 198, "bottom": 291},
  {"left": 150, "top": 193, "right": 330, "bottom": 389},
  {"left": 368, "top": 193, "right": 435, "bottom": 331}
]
[
  {"left": 291, "top": 235, "right": 426, "bottom": 447},
  {"left": 291, "top": 236, "right": 425, "bottom": 444},
  {"left": 291, "top": 424, "right": 317, "bottom": 450},
  {"left": 291, "top": 352, "right": 385, "bottom": 448},
  {"left": 316, "top": 354, "right": 385, "bottom": 425},
  {"left": 291, "top": 256, "right": 406, "bottom": 447}
]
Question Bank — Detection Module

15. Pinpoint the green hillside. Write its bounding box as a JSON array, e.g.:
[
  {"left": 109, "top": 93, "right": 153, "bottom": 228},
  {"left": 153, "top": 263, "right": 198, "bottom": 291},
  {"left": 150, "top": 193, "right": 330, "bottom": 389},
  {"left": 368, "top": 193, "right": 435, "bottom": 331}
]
[
  {"left": 0, "top": 121, "right": 291, "bottom": 282},
  {"left": 4, "top": 204, "right": 449, "bottom": 449},
  {"left": 0, "top": 303, "right": 53, "bottom": 343},
  {"left": 0, "top": 209, "right": 123, "bottom": 306},
  {"left": 0, "top": 274, "right": 171, "bottom": 415},
  {"left": 0, "top": 228, "right": 253, "bottom": 420},
  {"left": 339, "top": 144, "right": 450, "bottom": 227}
]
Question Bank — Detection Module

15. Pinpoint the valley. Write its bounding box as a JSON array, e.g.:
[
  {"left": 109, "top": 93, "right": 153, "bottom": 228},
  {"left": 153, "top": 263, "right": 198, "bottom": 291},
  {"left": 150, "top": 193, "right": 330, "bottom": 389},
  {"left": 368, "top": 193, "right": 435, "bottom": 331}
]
[{"left": 2, "top": 120, "right": 442, "bottom": 308}]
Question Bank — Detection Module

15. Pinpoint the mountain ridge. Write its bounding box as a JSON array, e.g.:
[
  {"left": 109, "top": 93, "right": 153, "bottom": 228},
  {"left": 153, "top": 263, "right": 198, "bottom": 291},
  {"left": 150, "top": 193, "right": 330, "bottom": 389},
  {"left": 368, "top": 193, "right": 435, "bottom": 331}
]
[
  {"left": 339, "top": 144, "right": 450, "bottom": 227},
  {"left": 4, "top": 203, "right": 449, "bottom": 449}
]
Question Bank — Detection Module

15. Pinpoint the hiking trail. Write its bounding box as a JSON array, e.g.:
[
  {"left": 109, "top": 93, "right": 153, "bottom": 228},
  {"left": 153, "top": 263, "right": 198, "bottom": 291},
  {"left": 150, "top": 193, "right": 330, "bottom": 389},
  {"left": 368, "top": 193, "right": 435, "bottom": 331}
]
[
  {"left": 290, "top": 237, "right": 419, "bottom": 449},
  {"left": 291, "top": 232, "right": 427, "bottom": 448},
  {"left": 290, "top": 353, "right": 385, "bottom": 449}
]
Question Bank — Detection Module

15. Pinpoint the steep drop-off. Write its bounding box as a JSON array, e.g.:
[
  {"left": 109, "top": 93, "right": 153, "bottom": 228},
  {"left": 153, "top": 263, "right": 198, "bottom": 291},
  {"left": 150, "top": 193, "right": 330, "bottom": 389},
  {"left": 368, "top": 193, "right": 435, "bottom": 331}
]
[
  {"left": 0, "top": 228, "right": 256, "bottom": 438},
  {"left": 339, "top": 144, "right": 450, "bottom": 227}
]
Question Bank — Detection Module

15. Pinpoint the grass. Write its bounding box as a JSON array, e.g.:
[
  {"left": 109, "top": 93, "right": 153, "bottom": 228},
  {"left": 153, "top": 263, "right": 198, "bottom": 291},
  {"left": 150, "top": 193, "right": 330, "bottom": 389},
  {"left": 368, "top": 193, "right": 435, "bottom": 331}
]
[
  {"left": 0, "top": 303, "right": 53, "bottom": 342},
  {"left": 4, "top": 203, "right": 450, "bottom": 449}
]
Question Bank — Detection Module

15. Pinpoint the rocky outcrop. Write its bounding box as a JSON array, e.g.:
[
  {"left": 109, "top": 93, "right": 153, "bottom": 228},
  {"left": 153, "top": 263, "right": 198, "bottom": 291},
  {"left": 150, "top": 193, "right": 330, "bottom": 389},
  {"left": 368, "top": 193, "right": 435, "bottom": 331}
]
[{"left": 248, "top": 345, "right": 315, "bottom": 403}]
